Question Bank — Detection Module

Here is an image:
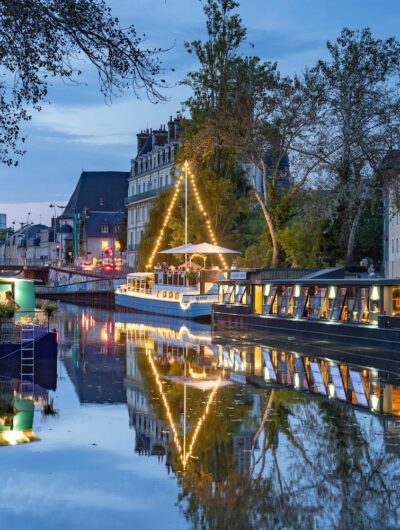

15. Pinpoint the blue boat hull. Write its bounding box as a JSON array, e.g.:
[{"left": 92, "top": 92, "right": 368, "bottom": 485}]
[{"left": 115, "top": 293, "right": 212, "bottom": 320}]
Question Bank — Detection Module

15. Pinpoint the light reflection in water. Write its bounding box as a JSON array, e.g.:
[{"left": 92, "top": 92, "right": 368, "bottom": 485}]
[{"left": 7, "top": 304, "right": 399, "bottom": 529}]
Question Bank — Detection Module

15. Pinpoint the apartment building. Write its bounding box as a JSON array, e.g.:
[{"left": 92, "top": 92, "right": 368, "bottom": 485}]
[{"left": 126, "top": 116, "right": 181, "bottom": 269}]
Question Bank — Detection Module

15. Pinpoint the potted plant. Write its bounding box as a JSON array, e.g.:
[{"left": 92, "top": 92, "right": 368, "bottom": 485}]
[
  {"left": 0, "top": 302, "right": 12, "bottom": 320},
  {"left": 0, "top": 302, "right": 14, "bottom": 342},
  {"left": 185, "top": 271, "right": 198, "bottom": 286},
  {"left": 41, "top": 303, "right": 58, "bottom": 320}
]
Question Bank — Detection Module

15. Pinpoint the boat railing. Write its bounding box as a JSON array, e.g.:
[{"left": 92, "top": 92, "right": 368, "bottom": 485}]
[
  {"left": 0, "top": 310, "right": 49, "bottom": 344},
  {"left": 154, "top": 271, "right": 199, "bottom": 287},
  {"left": 120, "top": 284, "right": 152, "bottom": 295}
]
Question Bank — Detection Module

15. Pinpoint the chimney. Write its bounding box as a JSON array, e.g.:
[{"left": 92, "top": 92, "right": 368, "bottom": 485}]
[
  {"left": 152, "top": 126, "right": 168, "bottom": 147},
  {"left": 167, "top": 115, "right": 175, "bottom": 142},
  {"left": 173, "top": 116, "right": 181, "bottom": 141},
  {"left": 137, "top": 130, "right": 151, "bottom": 155}
]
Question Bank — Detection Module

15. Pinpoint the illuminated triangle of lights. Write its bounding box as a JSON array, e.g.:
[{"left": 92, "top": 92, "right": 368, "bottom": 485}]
[
  {"left": 146, "top": 163, "right": 228, "bottom": 269},
  {"left": 144, "top": 347, "right": 221, "bottom": 469}
]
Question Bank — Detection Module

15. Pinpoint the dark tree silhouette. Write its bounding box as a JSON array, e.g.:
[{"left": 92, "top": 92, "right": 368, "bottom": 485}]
[{"left": 0, "top": 0, "right": 167, "bottom": 165}]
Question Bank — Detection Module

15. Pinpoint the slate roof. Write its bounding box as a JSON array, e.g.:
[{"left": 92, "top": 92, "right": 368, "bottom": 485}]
[
  {"left": 82, "top": 211, "right": 124, "bottom": 238},
  {"left": 61, "top": 171, "right": 129, "bottom": 218},
  {"left": 5, "top": 224, "right": 48, "bottom": 247}
]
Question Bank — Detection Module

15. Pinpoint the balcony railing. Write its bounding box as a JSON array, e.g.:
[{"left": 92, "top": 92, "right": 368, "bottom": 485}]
[
  {"left": 0, "top": 310, "right": 49, "bottom": 344},
  {"left": 125, "top": 189, "right": 158, "bottom": 205}
]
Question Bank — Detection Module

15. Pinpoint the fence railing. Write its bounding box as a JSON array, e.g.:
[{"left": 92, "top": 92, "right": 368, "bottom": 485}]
[{"left": 0, "top": 310, "right": 49, "bottom": 344}]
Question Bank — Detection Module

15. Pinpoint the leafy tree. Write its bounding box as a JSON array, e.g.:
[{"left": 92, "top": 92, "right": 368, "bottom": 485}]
[
  {"left": 0, "top": 0, "right": 166, "bottom": 165},
  {"left": 237, "top": 60, "right": 322, "bottom": 267},
  {"left": 304, "top": 28, "right": 400, "bottom": 264},
  {"left": 182, "top": 0, "right": 247, "bottom": 179}
]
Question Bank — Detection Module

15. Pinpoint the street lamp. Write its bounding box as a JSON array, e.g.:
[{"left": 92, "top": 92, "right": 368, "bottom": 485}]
[
  {"left": 12, "top": 220, "right": 32, "bottom": 230},
  {"left": 49, "top": 203, "right": 66, "bottom": 265}
]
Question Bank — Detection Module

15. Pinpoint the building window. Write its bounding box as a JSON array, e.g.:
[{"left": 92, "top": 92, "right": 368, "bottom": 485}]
[
  {"left": 99, "top": 197, "right": 104, "bottom": 206},
  {"left": 101, "top": 225, "right": 109, "bottom": 234}
]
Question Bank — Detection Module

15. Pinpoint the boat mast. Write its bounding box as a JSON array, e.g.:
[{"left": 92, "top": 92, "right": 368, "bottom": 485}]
[{"left": 184, "top": 160, "right": 189, "bottom": 265}]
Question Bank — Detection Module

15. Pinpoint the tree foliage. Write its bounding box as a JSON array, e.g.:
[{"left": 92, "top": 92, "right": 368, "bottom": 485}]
[
  {"left": 0, "top": 0, "right": 166, "bottom": 165},
  {"left": 303, "top": 28, "right": 400, "bottom": 264}
]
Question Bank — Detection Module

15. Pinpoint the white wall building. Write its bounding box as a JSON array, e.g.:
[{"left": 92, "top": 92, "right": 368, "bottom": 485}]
[
  {"left": 388, "top": 207, "right": 400, "bottom": 279},
  {"left": 126, "top": 117, "right": 181, "bottom": 269}
]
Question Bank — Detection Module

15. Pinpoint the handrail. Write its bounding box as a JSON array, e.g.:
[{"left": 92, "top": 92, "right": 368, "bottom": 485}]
[
  {"left": 0, "top": 310, "right": 49, "bottom": 344},
  {"left": 124, "top": 189, "right": 158, "bottom": 205}
]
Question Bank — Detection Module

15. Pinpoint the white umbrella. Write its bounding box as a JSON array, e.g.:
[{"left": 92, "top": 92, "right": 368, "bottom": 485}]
[
  {"left": 158, "top": 243, "right": 195, "bottom": 255},
  {"left": 159, "top": 242, "right": 240, "bottom": 255}
]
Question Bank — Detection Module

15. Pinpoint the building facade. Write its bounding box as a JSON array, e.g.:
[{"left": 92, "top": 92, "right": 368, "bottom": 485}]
[
  {"left": 126, "top": 116, "right": 181, "bottom": 269},
  {"left": 0, "top": 224, "right": 49, "bottom": 265},
  {"left": 388, "top": 206, "right": 400, "bottom": 279},
  {"left": 60, "top": 171, "right": 129, "bottom": 264}
]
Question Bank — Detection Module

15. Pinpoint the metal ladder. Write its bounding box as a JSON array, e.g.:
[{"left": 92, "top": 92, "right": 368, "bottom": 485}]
[{"left": 20, "top": 324, "right": 35, "bottom": 397}]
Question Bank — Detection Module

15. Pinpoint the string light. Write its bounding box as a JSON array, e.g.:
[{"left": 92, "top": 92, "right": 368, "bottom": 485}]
[
  {"left": 146, "top": 162, "right": 228, "bottom": 270},
  {"left": 182, "top": 377, "right": 221, "bottom": 469},
  {"left": 146, "top": 174, "right": 184, "bottom": 269},
  {"left": 144, "top": 347, "right": 183, "bottom": 454},
  {"left": 188, "top": 170, "right": 228, "bottom": 269},
  {"left": 144, "top": 345, "right": 221, "bottom": 471}
]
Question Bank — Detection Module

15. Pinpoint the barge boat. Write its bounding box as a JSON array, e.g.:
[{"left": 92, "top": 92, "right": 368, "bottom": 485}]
[{"left": 213, "top": 268, "right": 400, "bottom": 349}]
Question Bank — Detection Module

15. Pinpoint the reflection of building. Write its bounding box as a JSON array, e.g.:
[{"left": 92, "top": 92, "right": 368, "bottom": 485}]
[
  {"left": 125, "top": 347, "right": 169, "bottom": 459},
  {"left": 233, "top": 427, "right": 256, "bottom": 474},
  {"left": 60, "top": 310, "right": 126, "bottom": 404},
  {"left": 0, "top": 213, "right": 6, "bottom": 230},
  {"left": 384, "top": 419, "right": 400, "bottom": 455}
]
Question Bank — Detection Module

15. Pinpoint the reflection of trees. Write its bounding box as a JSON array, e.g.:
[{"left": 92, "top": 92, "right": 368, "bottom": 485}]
[
  {"left": 135, "top": 348, "right": 250, "bottom": 474},
  {"left": 133, "top": 343, "right": 400, "bottom": 529},
  {"left": 177, "top": 391, "right": 400, "bottom": 530}
]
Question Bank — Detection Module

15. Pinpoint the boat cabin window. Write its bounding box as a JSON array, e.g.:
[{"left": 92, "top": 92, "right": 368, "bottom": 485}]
[
  {"left": 369, "top": 286, "right": 381, "bottom": 325},
  {"left": 392, "top": 287, "right": 400, "bottom": 316},
  {"left": 222, "top": 285, "right": 234, "bottom": 303},
  {"left": 309, "top": 287, "right": 328, "bottom": 320},
  {"left": 293, "top": 287, "right": 309, "bottom": 318},
  {"left": 328, "top": 287, "right": 347, "bottom": 321},
  {"left": 347, "top": 287, "right": 369, "bottom": 323},
  {"left": 234, "top": 285, "right": 247, "bottom": 304},
  {"left": 278, "top": 286, "right": 293, "bottom": 317},
  {"left": 127, "top": 275, "right": 153, "bottom": 294},
  {"left": 263, "top": 285, "right": 277, "bottom": 315}
]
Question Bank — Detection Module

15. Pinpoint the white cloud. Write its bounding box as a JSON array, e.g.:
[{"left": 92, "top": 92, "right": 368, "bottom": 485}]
[{"left": 32, "top": 89, "right": 189, "bottom": 147}]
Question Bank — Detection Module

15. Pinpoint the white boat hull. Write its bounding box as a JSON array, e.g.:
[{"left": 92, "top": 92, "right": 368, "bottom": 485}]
[{"left": 115, "top": 292, "right": 213, "bottom": 320}]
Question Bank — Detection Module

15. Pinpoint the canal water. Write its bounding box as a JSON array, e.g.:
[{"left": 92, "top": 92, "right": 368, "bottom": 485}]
[{"left": 1, "top": 304, "right": 400, "bottom": 530}]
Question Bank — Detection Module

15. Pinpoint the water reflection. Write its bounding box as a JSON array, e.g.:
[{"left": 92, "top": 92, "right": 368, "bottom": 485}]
[
  {"left": 4, "top": 304, "right": 400, "bottom": 528},
  {"left": 0, "top": 361, "right": 57, "bottom": 446},
  {"left": 115, "top": 310, "right": 400, "bottom": 528},
  {"left": 57, "top": 307, "right": 126, "bottom": 403}
]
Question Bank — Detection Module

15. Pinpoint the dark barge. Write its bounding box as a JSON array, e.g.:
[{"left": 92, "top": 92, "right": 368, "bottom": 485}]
[{"left": 213, "top": 268, "right": 400, "bottom": 350}]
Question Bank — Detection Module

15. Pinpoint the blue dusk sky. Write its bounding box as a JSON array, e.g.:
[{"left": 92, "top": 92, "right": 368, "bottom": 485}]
[{"left": 1, "top": 0, "right": 400, "bottom": 225}]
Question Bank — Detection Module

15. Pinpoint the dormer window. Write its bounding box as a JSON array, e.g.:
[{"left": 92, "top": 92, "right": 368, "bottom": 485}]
[
  {"left": 101, "top": 225, "right": 109, "bottom": 234},
  {"left": 99, "top": 197, "right": 104, "bottom": 206}
]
